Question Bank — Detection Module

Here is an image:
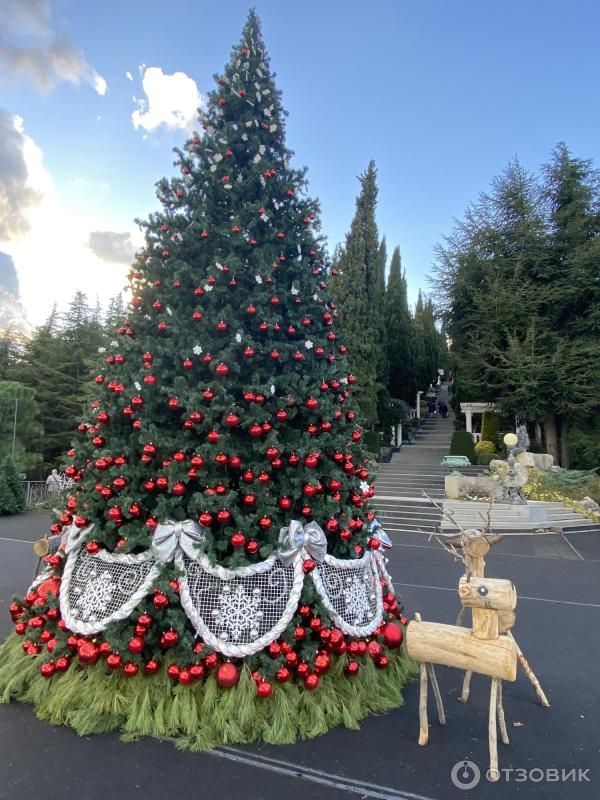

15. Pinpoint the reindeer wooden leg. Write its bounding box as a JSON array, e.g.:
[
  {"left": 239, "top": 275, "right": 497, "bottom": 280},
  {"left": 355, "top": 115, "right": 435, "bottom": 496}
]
[
  {"left": 508, "top": 633, "right": 550, "bottom": 707},
  {"left": 497, "top": 680, "right": 509, "bottom": 745},
  {"left": 426, "top": 663, "right": 446, "bottom": 725},
  {"left": 488, "top": 678, "right": 500, "bottom": 781},
  {"left": 460, "top": 670, "right": 472, "bottom": 703},
  {"left": 418, "top": 662, "right": 429, "bottom": 745}
]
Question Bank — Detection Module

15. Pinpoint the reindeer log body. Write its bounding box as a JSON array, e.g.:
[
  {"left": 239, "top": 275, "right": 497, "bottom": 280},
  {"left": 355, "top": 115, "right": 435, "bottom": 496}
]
[{"left": 406, "top": 621, "right": 517, "bottom": 681}]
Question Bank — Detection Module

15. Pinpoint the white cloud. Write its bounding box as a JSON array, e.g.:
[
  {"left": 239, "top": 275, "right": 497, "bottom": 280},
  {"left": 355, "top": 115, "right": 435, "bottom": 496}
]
[
  {"left": 0, "top": 113, "right": 140, "bottom": 326},
  {"left": 0, "top": 0, "right": 107, "bottom": 95},
  {"left": 0, "top": 110, "right": 45, "bottom": 240},
  {"left": 87, "top": 230, "right": 135, "bottom": 264},
  {"left": 125, "top": 70, "right": 133, "bottom": 81},
  {"left": 132, "top": 66, "right": 202, "bottom": 133}
]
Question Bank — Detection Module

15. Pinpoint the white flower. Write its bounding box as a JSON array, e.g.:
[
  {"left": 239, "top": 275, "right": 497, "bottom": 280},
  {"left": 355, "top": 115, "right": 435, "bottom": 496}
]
[
  {"left": 304, "top": 340, "right": 313, "bottom": 350},
  {"left": 235, "top": 333, "right": 242, "bottom": 343},
  {"left": 270, "top": 384, "right": 275, "bottom": 395},
  {"left": 290, "top": 286, "right": 299, "bottom": 296},
  {"left": 270, "top": 124, "right": 278, "bottom": 132},
  {"left": 97, "top": 347, "right": 106, "bottom": 353},
  {"left": 110, "top": 340, "right": 118, "bottom": 348},
  {"left": 193, "top": 345, "right": 203, "bottom": 355},
  {"left": 313, "top": 293, "right": 320, "bottom": 301},
  {"left": 241, "top": 133, "right": 248, "bottom": 141},
  {"left": 255, "top": 274, "right": 263, "bottom": 284},
  {"left": 210, "top": 164, "right": 217, "bottom": 172},
  {"left": 214, "top": 153, "right": 223, "bottom": 163},
  {"left": 134, "top": 382, "right": 142, "bottom": 391},
  {"left": 253, "top": 153, "right": 262, "bottom": 163},
  {"left": 360, "top": 481, "right": 370, "bottom": 494},
  {"left": 204, "top": 284, "right": 213, "bottom": 292},
  {"left": 258, "top": 144, "right": 266, "bottom": 154},
  {"left": 340, "top": 377, "right": 348, "bottom": 385},
  {"left": 263, "top": 107, "right": 271, "bottom": 117}
]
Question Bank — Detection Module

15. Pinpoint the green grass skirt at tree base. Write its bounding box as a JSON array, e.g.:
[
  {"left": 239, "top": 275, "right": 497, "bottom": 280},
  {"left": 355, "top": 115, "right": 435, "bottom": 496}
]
[{"left": 0, "top": 634, "right": 416, "bottom": 750}]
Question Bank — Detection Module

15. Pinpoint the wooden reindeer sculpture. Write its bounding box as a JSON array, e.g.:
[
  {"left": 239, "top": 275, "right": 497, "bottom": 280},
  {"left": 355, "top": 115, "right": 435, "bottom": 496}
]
[{"left": 407, "top": 537, "right": 521, "bottom": 781}]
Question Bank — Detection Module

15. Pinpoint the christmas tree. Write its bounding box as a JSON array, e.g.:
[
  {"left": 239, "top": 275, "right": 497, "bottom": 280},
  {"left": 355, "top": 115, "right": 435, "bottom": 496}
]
[{"left": 0, "top": 12, "right": 412, "bottom": 747}]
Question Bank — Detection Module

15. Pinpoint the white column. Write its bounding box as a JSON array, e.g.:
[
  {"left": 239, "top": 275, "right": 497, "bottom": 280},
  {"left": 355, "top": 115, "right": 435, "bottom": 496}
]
[
  {"left": 465, "top": 408, "right": 473, "bottom": 433},
  {"left": 416, "top": 391, "right": 423, "bottom": 419},
  {"left": 396, "top": 424, "right": 402, "bottom": 447}
]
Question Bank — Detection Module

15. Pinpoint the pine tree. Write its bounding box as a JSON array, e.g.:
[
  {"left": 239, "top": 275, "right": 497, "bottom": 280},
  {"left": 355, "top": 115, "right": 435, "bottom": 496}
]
[
  {"left": 332, "top": 162, "right": 384, "bottom": 424},
  {"left": 0, "top": 381, "right": 43, "bottom": 474},
  {"left": 0, "top": 12, "right": 410, "bottom": 744}
]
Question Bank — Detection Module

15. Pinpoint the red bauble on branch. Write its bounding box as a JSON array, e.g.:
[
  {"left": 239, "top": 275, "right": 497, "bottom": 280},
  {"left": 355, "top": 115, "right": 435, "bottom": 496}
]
[{"left": 216, "top": 661, "right": 239, "bottom": 688}]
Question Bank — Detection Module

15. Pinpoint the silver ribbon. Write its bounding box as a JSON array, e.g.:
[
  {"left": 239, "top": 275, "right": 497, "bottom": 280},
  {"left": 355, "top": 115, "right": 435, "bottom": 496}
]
[
  {"left": 278, "top": 520, "right": 327, "bottom": 567},
  {"left": 151, "top": 519, "right": 206, "bottom": 563},
  {"left": 61, "top": 523, "right": 94, "bottom": 554},
  {"left": 367, "top": 518, "right": 392, "bottom": 549}
]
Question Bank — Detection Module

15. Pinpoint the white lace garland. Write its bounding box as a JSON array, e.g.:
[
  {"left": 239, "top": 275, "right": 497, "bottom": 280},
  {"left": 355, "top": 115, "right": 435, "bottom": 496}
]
[
  {"left": 311, "top": 550, "right": 383, "bottom": 637},
  {"left": 60, "top": 548, "right": 159, "bottom": 635},
  {"left": 57, "top": 519, "right": 392, "bottom": 649},
  {"left": 177, "top": 552, "right": 304, "bottom": 657}
]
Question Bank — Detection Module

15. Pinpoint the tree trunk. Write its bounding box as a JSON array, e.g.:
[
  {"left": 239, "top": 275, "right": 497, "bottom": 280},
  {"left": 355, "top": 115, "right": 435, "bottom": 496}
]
[
  {"left": 534, "top": 422, "right": 543, "bottom": 449},
  {"left": 544, "top": 415, "right": 559, "bottom": 465},
  {"left": 560, "top": 419, "right": 570, "bottom": 470}
]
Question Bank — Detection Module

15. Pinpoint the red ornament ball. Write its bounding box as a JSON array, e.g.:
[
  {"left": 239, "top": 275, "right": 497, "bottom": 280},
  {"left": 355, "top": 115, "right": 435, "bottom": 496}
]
[
  {"left": 216, "top": 661, "right": 239, "bottom": 689},
  {"left": 383, "top": 622, "right": 404, "bottom": 649},
  {"left": 304, "top": 673, "right": 320, "bottom": 690},
  {"left": 256, "top": 680, "right": 273, "bottom": 698}
]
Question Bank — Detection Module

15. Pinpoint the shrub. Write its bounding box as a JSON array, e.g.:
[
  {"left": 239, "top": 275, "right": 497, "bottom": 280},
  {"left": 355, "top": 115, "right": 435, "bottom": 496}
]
[
  {"left": 450, "top": 431, "right": 475, "bottom": 462},
  {"left": 0, "top": 458, "right": 25, "bottom": 515},
  {"left": 477, "top": 451, "right": 499, "bottom": 466},
  {"left": 481, "top": 410, "right": 499, "bottom": 448},
  {"left": 363, "top": 430, "right": 381, "bottom": 455},
  {"left": 474, "top": 439, "right": 495, "bottom": 455}
]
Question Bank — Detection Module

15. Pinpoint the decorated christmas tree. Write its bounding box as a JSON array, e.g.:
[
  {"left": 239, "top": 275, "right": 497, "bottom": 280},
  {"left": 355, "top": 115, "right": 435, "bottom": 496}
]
[{"left": 0, "top": 12, "right": 413, "bottom": 747}]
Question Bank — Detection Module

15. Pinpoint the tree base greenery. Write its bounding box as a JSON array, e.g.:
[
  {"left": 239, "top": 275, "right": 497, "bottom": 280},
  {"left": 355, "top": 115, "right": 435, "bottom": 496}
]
[{"left": 0, "top": 634, "right": 415, "bottom": 749}]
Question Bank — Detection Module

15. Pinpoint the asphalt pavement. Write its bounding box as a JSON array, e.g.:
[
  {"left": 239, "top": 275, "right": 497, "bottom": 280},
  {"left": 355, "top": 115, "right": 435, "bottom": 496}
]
[{"left": 1, "top": 512, "right": 598, "bottom": 800}]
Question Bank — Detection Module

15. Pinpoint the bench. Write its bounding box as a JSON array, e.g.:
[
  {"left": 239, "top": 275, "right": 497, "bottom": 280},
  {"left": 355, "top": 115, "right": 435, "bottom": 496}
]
[{"left": 441, "top": 455, "right": 471, "bottom": 468}]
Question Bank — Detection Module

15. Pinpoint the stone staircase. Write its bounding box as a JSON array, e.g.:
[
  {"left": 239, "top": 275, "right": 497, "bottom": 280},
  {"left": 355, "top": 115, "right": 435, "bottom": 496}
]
[
  {"left": 373, "top": 384, "right": 485, "bottom": 535},
  {"left": 373, "top": 382, "right": 599, "bottom": 538}
]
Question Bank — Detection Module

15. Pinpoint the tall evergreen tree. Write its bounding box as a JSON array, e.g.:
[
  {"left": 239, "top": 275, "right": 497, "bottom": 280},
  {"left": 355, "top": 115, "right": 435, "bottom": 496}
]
[
  {"left": 331, "top": 161, "right": 384, "bottom": 424},
  {"left": 384, "top": 247, "right": 414, "bottom": 403}
]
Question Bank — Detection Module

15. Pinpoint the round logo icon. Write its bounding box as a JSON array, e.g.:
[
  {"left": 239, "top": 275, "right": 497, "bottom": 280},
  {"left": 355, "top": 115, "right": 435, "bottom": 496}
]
[{"left": 451, "top": 760, "right": 481, "bottom": 790}]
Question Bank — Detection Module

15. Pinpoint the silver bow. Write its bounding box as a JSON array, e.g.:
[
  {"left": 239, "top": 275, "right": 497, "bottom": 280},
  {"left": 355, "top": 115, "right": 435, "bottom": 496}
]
[
  {"left": 61, "top": 523, "right": 95, "bottom": 554},
  {"left": 367, "top": 518, "right": 392, "bottom": 549},
  {"left": 151, "top": 519, "right": 206, "bottom": 563},
  {"left": 278, "top": 520, "right": 327, "bottom": 567}
]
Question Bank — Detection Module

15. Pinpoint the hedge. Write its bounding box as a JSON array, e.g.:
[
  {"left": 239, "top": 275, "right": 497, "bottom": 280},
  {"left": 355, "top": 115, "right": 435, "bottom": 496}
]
[{"left": 450, "top": 432, "right": 475, "bottom": 462}]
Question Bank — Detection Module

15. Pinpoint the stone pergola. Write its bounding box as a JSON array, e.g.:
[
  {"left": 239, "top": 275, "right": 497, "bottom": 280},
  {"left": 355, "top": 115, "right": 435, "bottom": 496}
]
[{"left": 460, "top": 402, "right": 496, "bottom": 440}]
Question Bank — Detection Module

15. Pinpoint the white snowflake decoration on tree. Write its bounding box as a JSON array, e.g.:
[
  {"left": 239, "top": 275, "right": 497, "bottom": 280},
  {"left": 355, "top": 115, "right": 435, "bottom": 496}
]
[
  {"left": 213, "top": 582, "right": 262, "bottom": 641},
  {"left": 343, "top": 575, "right": 372, "bottom": 626},
  {"left": 72, "top": 570, "right": 115, "bottom": 622}
]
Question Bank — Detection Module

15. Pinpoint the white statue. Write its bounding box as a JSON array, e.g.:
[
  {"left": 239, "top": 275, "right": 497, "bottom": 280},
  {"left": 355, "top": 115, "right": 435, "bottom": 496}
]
[{"left": 46, "top": 469, "right": 62, "bottom": 494}]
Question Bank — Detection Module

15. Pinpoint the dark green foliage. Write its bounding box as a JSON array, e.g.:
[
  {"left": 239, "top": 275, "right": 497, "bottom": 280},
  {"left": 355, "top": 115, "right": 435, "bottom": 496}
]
[
  {"left": 476, "top": 451, "right": 498, "bottom": 466},
  {"left": 450, "top": 431, "right": 475, "bottom": 461},
  {"left": 480, "top": 411, "right": 498, "bottom": 448},
  {"left": 0, "top": 458, "right": 25, "bottom": 515},
  {"left": 0, "top": 381, "right": 43, "bottom": 474},
  {"left": 331, "top": 162, "right": 384, "bottom": 424},
  {"left": 385, "top": 247, "right": 415, "bottom": 403},
  {"left": 433, "top": 145, "right": 600, "bottom": 467},
  {"left": 363, "top": 430, "right": 381, "bottom": 454}
]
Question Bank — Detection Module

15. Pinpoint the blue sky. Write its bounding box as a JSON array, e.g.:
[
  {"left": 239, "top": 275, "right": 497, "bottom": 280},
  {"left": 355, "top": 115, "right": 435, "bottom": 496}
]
[{"left": 1, "top": 0, "right": 599, "bottom": 326}]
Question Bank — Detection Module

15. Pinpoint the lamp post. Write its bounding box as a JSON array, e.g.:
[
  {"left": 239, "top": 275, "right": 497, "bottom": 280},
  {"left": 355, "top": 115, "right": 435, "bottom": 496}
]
[{"left": 501, "top": 433, "right": 526, "bottom": 505}]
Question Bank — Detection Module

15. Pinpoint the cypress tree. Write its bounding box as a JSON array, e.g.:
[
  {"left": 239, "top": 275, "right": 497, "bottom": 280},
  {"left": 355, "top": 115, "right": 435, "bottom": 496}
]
[
  {"left": 332, "top": 162, "right": 384, "bottom": 425},
  {"left": 385, "top": 247, "right": 415, "bottom": 403}
]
